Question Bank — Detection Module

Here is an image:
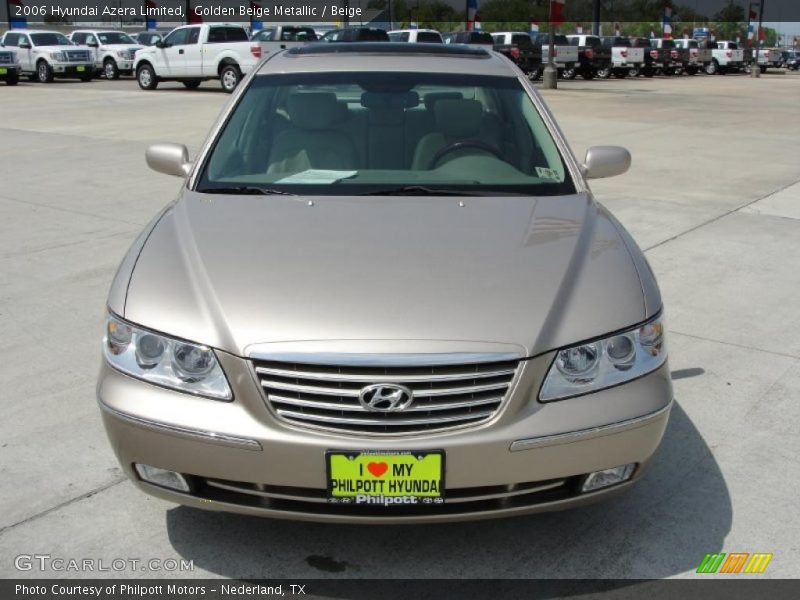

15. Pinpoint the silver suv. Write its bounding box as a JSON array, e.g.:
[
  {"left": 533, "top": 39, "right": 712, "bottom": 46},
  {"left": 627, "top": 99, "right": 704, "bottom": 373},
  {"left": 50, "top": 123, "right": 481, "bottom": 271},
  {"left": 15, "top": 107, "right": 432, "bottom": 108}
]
[{"left": 98, "top": 43, "right": 672, "bottom": 523}]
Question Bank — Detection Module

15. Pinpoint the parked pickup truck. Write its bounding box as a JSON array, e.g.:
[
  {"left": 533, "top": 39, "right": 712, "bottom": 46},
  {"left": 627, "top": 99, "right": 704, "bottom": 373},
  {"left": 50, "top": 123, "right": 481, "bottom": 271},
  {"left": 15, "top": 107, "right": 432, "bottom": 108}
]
[
  {"left": 491, "top": 31, "right": 543, "bottom": 79},
  {"left": 629, "top": 37, "right": 656, "bottom": 76},
  {"left": 565, "top": 34, "right": 611, "bottom": 79},
  {"left": 0, "top": 48, "right": 21, "bottom": 85},
  {"left": 755, "top": 48, "right": 782, "bottom": 73},
  {"left": 251, "top": 25, "right": 318, "bottom": 57},
  {"left": 134, "top": 23, "right": 260, "bottom": 92},
  {"left": 68, "top": 30, "right": 144, "bottom": 79},
  {"left": 673, "top": 38, "right": 711, "bottom": 75},
  {"left": 0, "top": 30, "right": 93, "bottom": 83},
  {"left": 389, "top": 29, "right": 443, "bottom": 43},
  {"left": 649, "top": 38, "right": 682, "bottom": 75},
  {"left": 442, "top": 31, "right": 494, "bottom": 46},
  {"left": 530, "top": 32, "right": 578, "bottom": 76},
  {"left": 598, "top": 36, "right": 643, "bottom": 78},
  {"left": 708, "top": 41, "right": 744, "bottom": 75}
]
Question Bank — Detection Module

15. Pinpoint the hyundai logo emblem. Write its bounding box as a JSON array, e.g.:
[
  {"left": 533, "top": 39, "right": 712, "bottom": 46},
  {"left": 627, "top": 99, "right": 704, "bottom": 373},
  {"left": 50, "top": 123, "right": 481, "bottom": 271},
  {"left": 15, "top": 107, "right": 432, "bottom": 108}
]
[{"left": 358, "top": 384, "right": 414, "bottom": 412}]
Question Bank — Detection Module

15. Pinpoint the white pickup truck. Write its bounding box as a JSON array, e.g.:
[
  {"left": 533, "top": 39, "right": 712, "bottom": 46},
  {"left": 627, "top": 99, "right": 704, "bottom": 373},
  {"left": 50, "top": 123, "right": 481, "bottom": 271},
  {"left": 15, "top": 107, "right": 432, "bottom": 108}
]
[
  {"left": 530, "top": 32, "right": 578, "bottom": 74},
  {"left": 673, "top": 38, "right": 712, "bottom": 75},
  {"left": 69, "top": 30, "right": 143, "bottom": 79},
  {"left": 755, "top": 48, "right": 782, "bottom": 73},
  {"left": 0, "top": 30, "right": 94, "bottom": 83},
  {"left": 133, "top": 23, "right": 261, "bottom": 92},
  {"left": 708, "top": 41, "right": 744, "bottom": 75}
]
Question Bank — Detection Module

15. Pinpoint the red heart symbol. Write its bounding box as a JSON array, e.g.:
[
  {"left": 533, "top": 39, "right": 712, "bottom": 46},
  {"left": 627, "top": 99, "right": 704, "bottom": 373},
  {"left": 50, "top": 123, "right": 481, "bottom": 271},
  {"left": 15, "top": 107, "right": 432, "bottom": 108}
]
[{"left": 367, "top": 462, "right": 388, "bottom": 477}]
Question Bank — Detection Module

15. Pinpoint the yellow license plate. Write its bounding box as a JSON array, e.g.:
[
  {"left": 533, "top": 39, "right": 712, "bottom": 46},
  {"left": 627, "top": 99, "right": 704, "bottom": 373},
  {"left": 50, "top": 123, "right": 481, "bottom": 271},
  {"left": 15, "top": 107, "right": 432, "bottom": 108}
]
[
  {"left": 77, "top": 66, "right": 85, "bottom": 72},
  {"left": 0, "top": 68, "right": 7, "bottom": 75},
  {"left": 327, "top": 450, "right": 445, "bottom": 505}
]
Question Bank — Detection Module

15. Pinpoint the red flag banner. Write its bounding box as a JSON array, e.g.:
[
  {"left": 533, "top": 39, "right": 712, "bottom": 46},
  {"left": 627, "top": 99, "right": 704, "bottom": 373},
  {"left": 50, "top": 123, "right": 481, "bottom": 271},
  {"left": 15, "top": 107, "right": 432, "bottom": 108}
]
[{"left": 550, "top": 0, "right": 565, "bottom": 26}]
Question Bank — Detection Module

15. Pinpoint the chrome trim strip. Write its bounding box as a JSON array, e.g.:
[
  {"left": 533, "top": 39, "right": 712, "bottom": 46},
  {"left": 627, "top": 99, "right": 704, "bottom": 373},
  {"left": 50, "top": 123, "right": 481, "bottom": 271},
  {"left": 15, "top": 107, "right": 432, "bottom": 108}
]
[
  {"left": 277, "top": 408, "right": 495, "bottom": 426},
  {"left": 248, "top": 352, "right": 522, "bottom": 366},
  {"left": 98, "top": 401, "right": 262, "bottom": 451},
  {"left": 262, "top": 379, "right": 509, "bottom": 398},
  {"left": 268, "top": 394, "right": 503, "bottom": 413},
  {"left": 447, "top": 480, "right": 566, "bottom": 504},
  {"left": 254, "top": 365, "right": 517, "bottom": 383},
  {"left": 509, "top": 401, "right": 673, "bottom": 452}
]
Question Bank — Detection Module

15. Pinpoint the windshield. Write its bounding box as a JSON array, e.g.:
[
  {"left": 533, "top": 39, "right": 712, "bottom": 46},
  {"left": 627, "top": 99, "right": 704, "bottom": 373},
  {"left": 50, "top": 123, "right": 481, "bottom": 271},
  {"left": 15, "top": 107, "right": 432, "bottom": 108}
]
[
  {"left": 31, "top": 33, "right": 72, "bottom": 46},
  {"left": 198, "top": 72, "right": 574, "bottom": 196},
  {"left": 97, "top": 32, "right": 135, "bottom": 44}
]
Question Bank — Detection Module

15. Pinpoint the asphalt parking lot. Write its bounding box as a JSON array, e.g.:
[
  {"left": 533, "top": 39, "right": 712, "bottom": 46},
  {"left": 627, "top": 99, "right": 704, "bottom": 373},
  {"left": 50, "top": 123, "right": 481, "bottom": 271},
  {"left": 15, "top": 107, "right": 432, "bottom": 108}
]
[{"left": 1, "top": 71, "right": 799, "bottom": 579}]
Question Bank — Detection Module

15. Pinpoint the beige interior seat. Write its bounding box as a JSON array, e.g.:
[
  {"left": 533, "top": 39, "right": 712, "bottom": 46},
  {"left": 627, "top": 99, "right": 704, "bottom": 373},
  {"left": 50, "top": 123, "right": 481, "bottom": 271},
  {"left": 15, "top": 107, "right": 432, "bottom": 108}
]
[
  {"left": 267, "top": 93, "right": 358, "bottom": 174},
  {"left": 411, "top": 99, "right": 500, "bottom": 170}
]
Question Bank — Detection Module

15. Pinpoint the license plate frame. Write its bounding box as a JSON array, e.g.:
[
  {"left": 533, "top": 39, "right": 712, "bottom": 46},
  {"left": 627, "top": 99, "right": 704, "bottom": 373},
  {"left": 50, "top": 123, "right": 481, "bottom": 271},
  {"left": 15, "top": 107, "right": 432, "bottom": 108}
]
[{"left": 326, "top": 450, "right": 445, "bottom": 506}]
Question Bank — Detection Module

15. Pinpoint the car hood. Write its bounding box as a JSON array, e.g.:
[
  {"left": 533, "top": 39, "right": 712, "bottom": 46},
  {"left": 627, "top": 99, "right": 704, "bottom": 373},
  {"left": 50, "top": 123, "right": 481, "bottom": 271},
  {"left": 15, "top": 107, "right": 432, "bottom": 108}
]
[
  {"left": 102, "top": 44, "right": 143, "bottom": 50},
  {"left": 36, "top": 44, "right": 92, "bottom": 52},
  {"left": 122, "top": 191, "right": 652, "bottom": 358}
]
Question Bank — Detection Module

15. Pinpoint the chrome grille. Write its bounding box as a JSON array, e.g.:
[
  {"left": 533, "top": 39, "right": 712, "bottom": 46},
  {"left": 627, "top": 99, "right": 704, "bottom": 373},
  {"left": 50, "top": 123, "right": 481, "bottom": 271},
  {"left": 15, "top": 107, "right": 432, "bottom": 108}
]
[
  {"left": 0, "top": 52, "right": 14, "bottom": 65},
  {"left": 254, "top": 358, "right": 521, "bottom": 435},
  {"left": 67, "top": 50, "right": 90, "bottom": 63}
]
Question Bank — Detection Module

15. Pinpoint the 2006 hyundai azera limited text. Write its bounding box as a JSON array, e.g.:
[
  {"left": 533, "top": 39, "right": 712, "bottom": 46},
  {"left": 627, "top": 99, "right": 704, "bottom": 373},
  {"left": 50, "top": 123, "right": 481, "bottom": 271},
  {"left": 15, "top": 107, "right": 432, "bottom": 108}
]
[{"left": 98, "top": 43, "right": 672, "bottom": 523}]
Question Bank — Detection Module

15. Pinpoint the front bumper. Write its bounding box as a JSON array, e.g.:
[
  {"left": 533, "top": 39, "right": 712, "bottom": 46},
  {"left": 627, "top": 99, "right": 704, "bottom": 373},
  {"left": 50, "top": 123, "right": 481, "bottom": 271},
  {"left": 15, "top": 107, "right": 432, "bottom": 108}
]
[
  {"left": 0, "top": 65, "right": 20, "bottom": 77},
  {"left": 51, "top": 63, "right": 93, "bottom": 76},
  {"left": 97, "top": 352, "right": 673, "bottom": 523}
]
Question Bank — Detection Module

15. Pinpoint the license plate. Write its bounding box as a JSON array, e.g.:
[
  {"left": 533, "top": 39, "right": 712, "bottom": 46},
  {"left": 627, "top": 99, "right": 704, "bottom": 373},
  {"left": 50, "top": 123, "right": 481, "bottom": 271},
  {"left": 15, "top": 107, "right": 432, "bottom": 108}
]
[
  {"left": 0, "top": 68, "right": 6, "bottom": 75},
  {"left": 77, "top": 66, "right": 85, "bottom": 72},
  {"left": 327, "top": 450, "right": 445, "bottom": 506}
]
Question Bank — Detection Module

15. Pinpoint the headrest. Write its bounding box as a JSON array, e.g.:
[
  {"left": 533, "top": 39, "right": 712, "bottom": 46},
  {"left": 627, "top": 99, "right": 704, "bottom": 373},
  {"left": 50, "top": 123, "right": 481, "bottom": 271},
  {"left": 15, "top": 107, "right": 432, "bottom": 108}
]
[
  {"left": 288, "top": 93, "right": 341, "bottom": 129},
  {"left": 434, "top": 99, "right": 483, "bottom": 138},
  {"left": 423, "top": 91, "right": 463, "bottom": 111}
]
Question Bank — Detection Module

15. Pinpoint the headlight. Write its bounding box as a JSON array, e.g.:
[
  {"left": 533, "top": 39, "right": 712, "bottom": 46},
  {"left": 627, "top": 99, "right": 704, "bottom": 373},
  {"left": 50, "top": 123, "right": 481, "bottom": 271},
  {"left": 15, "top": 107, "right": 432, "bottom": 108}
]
[
  {"left": 49, "top": 51, "right": 66, "bottom": 61},
  {"left": 103, "top": 314, "right": 232, "bottom": 400},
  {"left": 539, "top": 315, "right": 666, "bottom": 402}
]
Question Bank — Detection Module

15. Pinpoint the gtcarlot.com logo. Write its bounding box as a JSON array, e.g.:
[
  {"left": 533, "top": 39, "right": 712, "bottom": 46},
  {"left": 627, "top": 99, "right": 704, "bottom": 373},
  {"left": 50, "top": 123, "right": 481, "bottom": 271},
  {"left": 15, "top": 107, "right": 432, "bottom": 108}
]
[
  {"left": 14, "top": 554, "right": 194, "bottom": 573},
  {"left": 696, "top": 552, "right": 773, "bottom": 574}
]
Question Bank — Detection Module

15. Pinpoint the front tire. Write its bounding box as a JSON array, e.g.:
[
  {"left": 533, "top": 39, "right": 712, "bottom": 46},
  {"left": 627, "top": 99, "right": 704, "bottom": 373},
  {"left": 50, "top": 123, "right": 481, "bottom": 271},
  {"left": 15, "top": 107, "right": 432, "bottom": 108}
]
[
  {"left": 37, "top": 60, "right": 54, "bottom": 83},
  {"left": 137, "top": 64, "right": 158, "bottom": 90},
  {"left": 596, "top": 66, "right": 612, "bottom": 79},
  {"left": 219, "top": 64, "right": 241, "bottom": 93},
  {"left": 104, "top": 59, "right": 120, "bottom": 80},
  {"left": 5, "top": 71, "right": 19, "bottom": 85}
]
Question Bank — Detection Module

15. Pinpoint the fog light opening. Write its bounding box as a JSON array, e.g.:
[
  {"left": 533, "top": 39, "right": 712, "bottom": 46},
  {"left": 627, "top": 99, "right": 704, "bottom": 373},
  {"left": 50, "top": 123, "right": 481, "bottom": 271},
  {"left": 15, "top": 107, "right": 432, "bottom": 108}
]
[
  {"left": 134, "top": 464, "right": 191, "bottom": 493},
  {"left": 581, "top": 463, "right": 636, "bottom": 493}
]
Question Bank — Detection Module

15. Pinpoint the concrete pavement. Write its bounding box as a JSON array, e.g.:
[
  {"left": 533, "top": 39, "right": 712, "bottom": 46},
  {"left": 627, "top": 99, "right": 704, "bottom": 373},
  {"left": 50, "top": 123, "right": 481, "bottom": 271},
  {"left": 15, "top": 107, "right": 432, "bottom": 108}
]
[{"left": 0, "top": 72, "right": 798, "bottom": 579}]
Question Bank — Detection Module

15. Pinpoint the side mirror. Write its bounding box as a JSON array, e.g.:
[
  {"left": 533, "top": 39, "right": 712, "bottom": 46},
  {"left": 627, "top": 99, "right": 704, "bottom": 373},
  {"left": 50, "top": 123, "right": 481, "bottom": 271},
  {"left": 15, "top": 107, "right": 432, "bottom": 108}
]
[
  {"left": 87, "top": 39, "right": 98, "bottom": 47},
  {"left": 146, "top": 143, "right": 192, "bottom": 178},
  {"left": 581, "top": 145, "right": 631, "bottom": 179},
  {"left": 155, "top": 40, "right": 169, "bottom": 49},
  {"left": 19, "top": 41, "right": 31, "bottom": 49}
]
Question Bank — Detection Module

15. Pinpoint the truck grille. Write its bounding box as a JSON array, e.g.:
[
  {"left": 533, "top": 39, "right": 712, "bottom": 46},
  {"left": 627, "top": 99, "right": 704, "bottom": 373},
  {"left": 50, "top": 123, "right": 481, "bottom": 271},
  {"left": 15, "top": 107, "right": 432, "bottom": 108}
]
[
  {"left": 66, "top": 50, "right": 90, "bottom": 63},
  {"left": 0, "top": 52, "right": 14, "bottom": 64},
  {"left": 253, "top": 358, "right": 521, "bottom": 435}
]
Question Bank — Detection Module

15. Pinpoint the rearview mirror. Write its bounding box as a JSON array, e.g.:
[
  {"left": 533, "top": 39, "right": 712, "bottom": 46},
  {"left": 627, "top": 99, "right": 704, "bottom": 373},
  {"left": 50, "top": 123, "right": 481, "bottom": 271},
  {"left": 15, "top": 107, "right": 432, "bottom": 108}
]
[
  {"left": 146, "top": 143, "right": 192, "bottom": 178},
  {"left": 581, "top": 145, "right": 631, "bottom": 179}
]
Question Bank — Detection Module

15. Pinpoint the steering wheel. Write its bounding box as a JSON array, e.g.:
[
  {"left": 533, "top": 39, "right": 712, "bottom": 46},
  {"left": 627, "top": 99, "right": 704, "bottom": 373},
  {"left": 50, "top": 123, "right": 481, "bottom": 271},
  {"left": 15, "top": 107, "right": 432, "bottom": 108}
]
[{"left": 428, "top": 140, "right": 505, "bottom": 170}]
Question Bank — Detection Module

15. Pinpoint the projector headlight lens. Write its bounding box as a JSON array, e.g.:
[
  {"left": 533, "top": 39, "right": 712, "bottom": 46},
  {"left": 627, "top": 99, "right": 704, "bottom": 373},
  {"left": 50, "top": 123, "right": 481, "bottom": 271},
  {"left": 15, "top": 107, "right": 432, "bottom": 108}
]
[
  {"left": 104, "top": 314, "right": 231, "bottom": 400},
  {"left": 540, "top": 316, "right": 667, "bottom": 402}
]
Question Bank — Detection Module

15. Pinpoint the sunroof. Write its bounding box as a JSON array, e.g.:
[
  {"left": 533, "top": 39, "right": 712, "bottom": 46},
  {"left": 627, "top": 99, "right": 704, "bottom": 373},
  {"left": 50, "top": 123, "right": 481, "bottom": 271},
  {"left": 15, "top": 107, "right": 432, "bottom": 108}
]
[{"left": 286, "top": 42, "right": 491, "bottom": 58}]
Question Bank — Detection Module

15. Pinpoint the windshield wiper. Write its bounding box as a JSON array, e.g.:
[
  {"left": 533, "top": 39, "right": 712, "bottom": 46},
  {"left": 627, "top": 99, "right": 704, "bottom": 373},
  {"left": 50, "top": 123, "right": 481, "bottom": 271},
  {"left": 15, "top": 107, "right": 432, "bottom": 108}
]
[
  {"left": 360, "top": 185, "right": 504, "bottom": 196},
  {"left": 361, "top": 185, "right": 529, "bottom": 196},
  {"left": 197, "top": 186, "right": 296, "bottom": 196}
]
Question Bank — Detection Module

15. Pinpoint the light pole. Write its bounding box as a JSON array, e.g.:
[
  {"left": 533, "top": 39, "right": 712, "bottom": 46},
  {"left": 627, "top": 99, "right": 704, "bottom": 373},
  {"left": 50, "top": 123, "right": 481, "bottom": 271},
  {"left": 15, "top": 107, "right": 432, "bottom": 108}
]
[
  {"left": 750, "top": 0, "right": 765, "bottom": 77},
  {"left": 542, "top": 3, "right": 558, "bottom": 89}
]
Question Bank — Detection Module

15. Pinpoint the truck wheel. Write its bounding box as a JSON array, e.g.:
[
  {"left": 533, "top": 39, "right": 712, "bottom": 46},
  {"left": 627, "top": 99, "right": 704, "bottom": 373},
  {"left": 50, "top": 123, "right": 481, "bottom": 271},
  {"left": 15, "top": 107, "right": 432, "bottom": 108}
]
[
  {"left": 6, "top": 71, "right": 19, "bottom": 85},
  {"left": 220, "top": 64, "right": 241, "bottom": 93},
  {"left": 629, "top": 67, "right": 640, "bottom": 77},
  {"left": 596, "top": 67, "right": 611, "bottom": 79},
  {"left": 706, "top": 60, "right": 718, "bottom": 75},
  {"left": 182, "top": 80, "right": 202, "bottom": 89},
  {"left": 137, "top": 64, "right": 158, "bottom": 90},
  {"left": 528, "top": 68, "right": 542, "bottom": 81},
  {"left": 561, "top": 67, "right": 576, "bottom": 80},
  {"left": 37, "top": 60, "right": 54, "bottom": 83},
  {"left": 104, "top": 59, "right": 120, "bottom": 80}
]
